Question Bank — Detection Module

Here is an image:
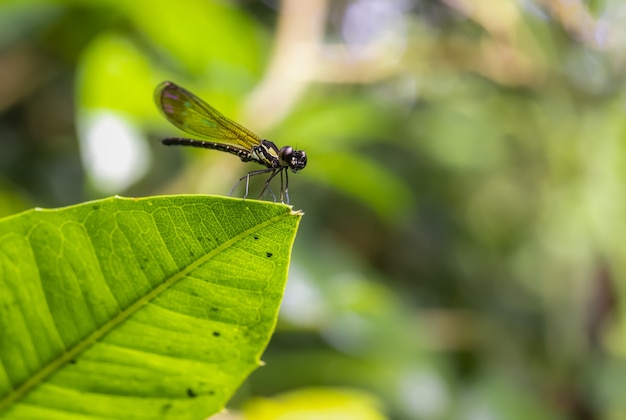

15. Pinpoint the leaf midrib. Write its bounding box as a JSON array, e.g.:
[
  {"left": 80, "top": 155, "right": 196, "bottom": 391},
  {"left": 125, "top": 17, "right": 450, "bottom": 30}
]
[{"left": 0, "top": 209, "right": 292, "bottom": 411}]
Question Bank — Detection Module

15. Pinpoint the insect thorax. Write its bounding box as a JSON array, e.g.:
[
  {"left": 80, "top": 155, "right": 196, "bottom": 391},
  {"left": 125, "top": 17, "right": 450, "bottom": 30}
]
[{"left": 250, "top": 140, "right": 281, "bottom": 168}]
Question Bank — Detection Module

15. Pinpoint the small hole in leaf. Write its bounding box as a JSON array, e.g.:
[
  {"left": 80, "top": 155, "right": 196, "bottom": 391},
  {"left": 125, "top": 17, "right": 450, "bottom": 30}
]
[{"left": 213, "top": 331, "right": 220, "bottom": 337}]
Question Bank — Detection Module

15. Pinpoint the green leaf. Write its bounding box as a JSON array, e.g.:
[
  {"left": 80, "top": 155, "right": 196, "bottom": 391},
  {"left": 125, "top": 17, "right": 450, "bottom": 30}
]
[{"left": 0, "top": 195, "right": 302, "bottom": 419}]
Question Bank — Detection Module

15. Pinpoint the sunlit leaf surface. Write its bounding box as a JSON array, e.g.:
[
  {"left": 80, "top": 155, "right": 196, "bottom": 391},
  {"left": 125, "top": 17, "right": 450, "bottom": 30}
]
[{"left": 0, "top": 195, "right": 301, "bottom": 419}]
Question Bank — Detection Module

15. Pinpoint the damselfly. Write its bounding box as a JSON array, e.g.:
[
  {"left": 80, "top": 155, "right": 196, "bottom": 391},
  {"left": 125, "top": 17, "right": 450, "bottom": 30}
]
[{"left": 155, "top": 81, "right": 306, "bottom": 203}]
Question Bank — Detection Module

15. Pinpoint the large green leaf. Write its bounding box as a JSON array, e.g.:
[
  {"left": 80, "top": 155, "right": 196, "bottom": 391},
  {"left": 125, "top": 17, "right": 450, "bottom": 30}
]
[{"left": 0, "top": 195, "right": 302, "bottom": 419}]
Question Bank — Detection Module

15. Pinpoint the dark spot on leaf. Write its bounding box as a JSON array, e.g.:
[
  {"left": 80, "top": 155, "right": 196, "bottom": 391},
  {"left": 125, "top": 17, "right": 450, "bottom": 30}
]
[
  {"left": 213, "top": 331, "right": 220, "bottom": 337},
  {"left": 208, "top": 390, "right": 215, "bottom": 396},
  {"left": 210, "top": 307, "right": 219, "bottom": 312},
  {"left": 139, "top": 265, "right": 145, "bottom": 270},
  {"left": 69, "top": 359, "right": 77, "bottom": 365},
  {"left": 254, "top": 236, "right": 259, "bottom": 240},
  {"left": 187, "top": 388, "right": 197, "bottom": 398},
  {"left": 161, "top": 403, "right": 172, "bottom": 413},
  {"left": 266, "top": 252, "right": 273, "bottom": 258},
  {"left": 190, "top": 251, "right": 194, "bottom": 256},
  {"left": 91, "top": 205, "right": 100, "bottom": 211}
]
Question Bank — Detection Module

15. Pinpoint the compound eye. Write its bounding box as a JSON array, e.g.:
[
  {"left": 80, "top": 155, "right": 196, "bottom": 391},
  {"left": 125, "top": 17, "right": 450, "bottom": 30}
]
[
  {"left": 279, "top": 146, "right": 293, "bottom": 165},
  {"left": 280, "top": 146, "right": 293, "bottom": 159}
]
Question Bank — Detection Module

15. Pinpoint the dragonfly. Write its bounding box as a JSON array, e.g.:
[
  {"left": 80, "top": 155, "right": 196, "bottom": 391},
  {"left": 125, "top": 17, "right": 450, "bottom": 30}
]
[{"left": 154, "top": 81, "right": 307, "bottom": 203}]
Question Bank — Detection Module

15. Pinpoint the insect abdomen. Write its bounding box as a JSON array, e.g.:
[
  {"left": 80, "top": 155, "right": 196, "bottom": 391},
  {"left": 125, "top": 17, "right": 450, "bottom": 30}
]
[{"left": 161, "top": 138, "right": 254, "bottom": 162}]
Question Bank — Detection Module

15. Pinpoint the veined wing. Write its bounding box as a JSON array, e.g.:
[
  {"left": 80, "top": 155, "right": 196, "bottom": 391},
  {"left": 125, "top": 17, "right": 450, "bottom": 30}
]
[{"left": 154, "top": 81, "right": 262, "bottom": 150}]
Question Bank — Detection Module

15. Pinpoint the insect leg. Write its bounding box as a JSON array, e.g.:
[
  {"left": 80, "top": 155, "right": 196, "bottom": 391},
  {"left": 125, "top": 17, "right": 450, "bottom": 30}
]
[
  {"left": 259, "top": 169, "right": 283, "bottom": 202},
  {"left": 229, "top": 168, "right": 274, "bottom": 199},
  {"left": 283, "top": 170, "right": 290, "bottom": 204}
]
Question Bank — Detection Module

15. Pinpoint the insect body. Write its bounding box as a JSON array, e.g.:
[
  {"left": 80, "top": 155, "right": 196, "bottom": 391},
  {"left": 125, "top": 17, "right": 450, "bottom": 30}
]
[{"left": 155, "top": 81, "right": 306, "bottom": 203}]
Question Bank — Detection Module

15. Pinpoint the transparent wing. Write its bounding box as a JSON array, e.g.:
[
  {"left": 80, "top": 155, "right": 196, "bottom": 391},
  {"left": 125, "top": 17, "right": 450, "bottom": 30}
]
[{"left": 154, "top": 81, "right": 262, "bottom": 150}]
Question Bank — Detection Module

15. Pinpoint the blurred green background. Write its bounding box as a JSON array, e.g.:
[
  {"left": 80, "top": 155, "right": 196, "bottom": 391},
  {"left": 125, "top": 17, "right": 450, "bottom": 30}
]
[{"left": 2, "top": 0, "right": 626, "bottom": 418}]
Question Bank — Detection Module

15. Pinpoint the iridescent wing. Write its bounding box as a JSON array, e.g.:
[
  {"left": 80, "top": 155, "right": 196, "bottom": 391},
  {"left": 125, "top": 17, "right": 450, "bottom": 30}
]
[{"left": 154, "top": 81, "right": 262, "bottom": 150}]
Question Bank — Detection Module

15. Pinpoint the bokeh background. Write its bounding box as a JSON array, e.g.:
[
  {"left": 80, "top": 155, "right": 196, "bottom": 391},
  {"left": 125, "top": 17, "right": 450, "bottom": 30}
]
[{"left": 2, "top": 0, "right": 626, "bottom": 418}]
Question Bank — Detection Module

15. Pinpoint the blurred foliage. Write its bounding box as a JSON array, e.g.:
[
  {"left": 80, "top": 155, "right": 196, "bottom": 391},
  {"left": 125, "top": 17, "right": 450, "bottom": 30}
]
[
  {"left": 242, "top": 387, "right": 386, "bottom": 420},
  {"left": 2, "top": 0, "right": 626, "bottom": 418}
]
